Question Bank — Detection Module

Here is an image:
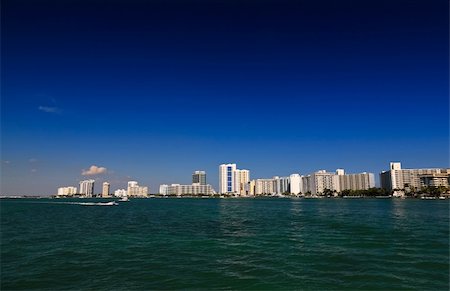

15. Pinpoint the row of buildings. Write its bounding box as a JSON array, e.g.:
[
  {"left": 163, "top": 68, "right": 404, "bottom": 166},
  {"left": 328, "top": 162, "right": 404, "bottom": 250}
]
[
  {"left": 218, "top": 163, "right": 375, "bottom": 196},
  {"left": 57, "top": 162, "right": 449, "bottom": 197},
  {"left": 380, "top": 162, "right": 450, "bottom": 191},
  {"left": 57, "top": 180, "right": 149, "bottom": 198},
  {"left": 159, "top": 170, "right": 216, "bottom": 196}
]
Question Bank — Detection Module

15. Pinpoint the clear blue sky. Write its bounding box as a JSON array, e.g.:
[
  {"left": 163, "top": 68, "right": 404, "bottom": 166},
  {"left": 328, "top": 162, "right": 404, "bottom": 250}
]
[{"left": 1, "top": 0, "right": 448, "bottom": 195}]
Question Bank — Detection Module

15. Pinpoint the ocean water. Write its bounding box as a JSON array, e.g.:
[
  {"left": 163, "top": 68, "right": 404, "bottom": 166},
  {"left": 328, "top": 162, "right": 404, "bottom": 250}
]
[{"left": 1, "top": 198, "right": 448, "bottom": 290}]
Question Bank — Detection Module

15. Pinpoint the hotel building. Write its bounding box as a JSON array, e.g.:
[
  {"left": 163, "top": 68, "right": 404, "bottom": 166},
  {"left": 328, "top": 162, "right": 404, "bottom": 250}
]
[
  {"left": 79, "top": 179, "right": 95, "bottom": 197},
  {"left": 380, "top": 162, "right": 450, "bottom": 191}
]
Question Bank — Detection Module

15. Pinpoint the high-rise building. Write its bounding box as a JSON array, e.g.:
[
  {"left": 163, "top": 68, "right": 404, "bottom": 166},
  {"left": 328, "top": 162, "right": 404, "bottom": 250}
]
[
  {"left": 289, "top": 174, "right": 302, "bottom": 195},
  {"left": 127, "top": 181, "right": 149, "bottom": 197},
  {"left": 235, "top": 169, "right": 250, "bottom": 195},
  {"left": 219, "top": 164, "right": 250, "bottom": 195},
  {"left": 380, "top": 162, "right": 449, "bottom": 191},
  {"left": 254, "top": 178, "right": 275, "bottom": 195},
  {"left": 219, "top": 164, "right": 237, "bottom": 194},
  {"left": 337, "top": 169, "right": 375, "bottom": 191},
  {"left": 102, "top": 182, "right": 110, "bottom": 197},
  {"left": 57, "top": 186, "right": 77, "bottom": 196},
  {"left": 79, "top": 179, "right": 95, "bottom": 197},
  {"left": 273, "top": 176, "right": 290, "bottom": 194},
  {"left": 309, "top": 170, "right": 339, "bottom": 195},
  {"left": 192, "top": 171, "right": 206, "bottom": 185}
]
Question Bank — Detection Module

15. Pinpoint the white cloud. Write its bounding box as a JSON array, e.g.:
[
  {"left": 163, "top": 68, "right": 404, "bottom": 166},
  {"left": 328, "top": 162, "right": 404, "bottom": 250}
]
[
  {"left": 29, "top": 158, "right": 38, "bottom": 163},
  {"left": 31, "top": 169, "right": 37, "bottom": 173},
  {"left": 38, "top": 106, "right": 61, "bottom": 114},
  {"left": 82, "top": 165, "right": 107, "bottom": 176}
]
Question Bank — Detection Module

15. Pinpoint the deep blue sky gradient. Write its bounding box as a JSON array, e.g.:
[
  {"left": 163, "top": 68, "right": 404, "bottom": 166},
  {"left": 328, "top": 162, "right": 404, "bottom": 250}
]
[{"left": 1, "top": 0, "right": 448, "bottom": 195}]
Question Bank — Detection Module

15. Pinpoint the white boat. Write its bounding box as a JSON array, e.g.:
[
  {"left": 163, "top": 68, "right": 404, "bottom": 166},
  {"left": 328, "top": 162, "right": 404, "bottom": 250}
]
[
  {"left": 439, "top": 196, "right": 446, "bottom": 200},
  {"left": 79, "top": 201, "right": 118, "bottom": 206},
  {"left": 118, "top": 197, "right": 129, "bottom": 202}
]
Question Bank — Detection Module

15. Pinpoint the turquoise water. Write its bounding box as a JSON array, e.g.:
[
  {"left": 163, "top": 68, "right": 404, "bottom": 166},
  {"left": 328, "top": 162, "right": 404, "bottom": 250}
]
[{"left": 1, "top": 198, "right": 449, "bottom": 290}]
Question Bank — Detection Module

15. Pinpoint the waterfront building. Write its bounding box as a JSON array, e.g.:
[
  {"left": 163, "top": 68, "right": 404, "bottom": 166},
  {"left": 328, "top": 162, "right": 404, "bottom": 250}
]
[
  {"left": 289, "top": 174, "right": 302, "bottom": 195},
  {"left": 162, "top": 183, "right": 216, "bottom": 196},
  {"left": 219, "top": 164, "right": 237, "bottom": 194},
  {"left": 419, "top": 172, "right": 450, "bottom": 188},
  {"left": 235, "top": 169, "right": 250, "bottom": 195},
  {"left": 380, "top": 162, "right": 450, "bottom": 191},
  {"left": 159, "top": 184, "right": 169, "bottom": 195},
  {"left": 57, "top": 186, "right": 77, "bottom": 196},
  {"left": 192, "top": 171, "right": 206, "bottom": 185},
  {"left": 102, "top": 182, "right": 110, "bottom": 197},
  {"left": 248, "top": 180, "right": 256, "bottom": 196},
  {"left": 273, "top": 176, "right": 290, "bottom": 195},
  {"left": 302, "top": 175, "right": 311, "bottom": 194},
  {"left": 114, "top": 189, "right": 127, "bottom": 197},
  {"left": 127, "top": 181, "right": 149, "bottom": 197},
  {"left": 254, "top": 178, "right": 275, "bottom": 195},
  {"left": 336, "top": 169, "right": 375, "bottom": 191},
  {"left": 79, "top": 179, "right": 95, "bottom": 197},
  {"left": 310, "top": 170, "right": 339, "bottom": 195}
]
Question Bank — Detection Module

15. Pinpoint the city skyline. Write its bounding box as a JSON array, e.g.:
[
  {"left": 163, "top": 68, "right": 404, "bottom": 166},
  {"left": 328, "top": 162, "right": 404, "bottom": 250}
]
[
  {"left": 2, "top": 0, "right": 448, "bottom": 195},
  {"left": 35, "top": 161, "right": 450, "bottom": 196}
]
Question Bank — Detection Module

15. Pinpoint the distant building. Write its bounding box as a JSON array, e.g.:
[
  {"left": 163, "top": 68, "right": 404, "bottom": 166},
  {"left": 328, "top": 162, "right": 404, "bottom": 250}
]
[
  {"left": 310, "top": 170, "right": 339, "bottom": 195},
  {"left": 79, "top": 180, "right": 95, "bottom": 197},
  {"left": 235, "top": 169, "right": 250, "bottom": 195},
  {"left": 289, "top": 174, "right": 302, "bottom": 195},
  {"left": 419, "top": 173, "right": 450, "bottom": 188},
  {"left": 219, "top": 163, "right": 250, "bottom": 195},
  {"left": 336, "top": 169, "right": 375, "bottom": 191},
  {"left": 380, "top": 162, "right": 450, "bottom": 192},
  {"left": 161, "top": 184, "right": 215, "bottom": 196},
  {"left": 114, "top": 189, "right": 127, "bottom": 197},
  {"left": 273, "top": 176, "right": 290, "bottom": 195},
  {"left": 192, "top": 171, "right": 206, "bottom": 185},
  {"left": 102, "top": 182, "right": 110, "bottom": 197},
  {"left": 219, "top": 163, "right": 237, "bottom": 194},
  {"left": 127, "top": 181, "right": 149, "bottom": 197},
  {"left": 254, "top": 178, "right": 275, "bottom": 195},
  {"left": 57, "top": 186, "right": 77, "bottom": 196}
]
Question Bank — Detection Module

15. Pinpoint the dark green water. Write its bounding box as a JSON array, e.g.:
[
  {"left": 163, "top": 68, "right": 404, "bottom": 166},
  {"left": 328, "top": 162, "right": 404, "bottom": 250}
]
[{"left": 1, "top": 198, "right": 449, "bottom": 290}]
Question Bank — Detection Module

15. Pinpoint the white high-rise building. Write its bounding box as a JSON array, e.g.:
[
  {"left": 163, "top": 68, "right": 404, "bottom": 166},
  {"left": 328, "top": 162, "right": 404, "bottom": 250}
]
[
  {"left": 273, "top": 176, "right": 290, "bottom": 194},
  {"left": 219, "top": 164, "right": 250, "bottom": 195},
  {"left": 102, "top": 182, "right": 110, "bottom": 197},
  {"left": 159, "top": 184, "right": 169, "bottom": 195},
  {"left": 289, "top": 174, "right": 302, "bottom": 195},
  {"left": 57, "top": 186, "right": 77, "bottom": 196},
  {"left": 127, "top": 181, "right": 149, "bottom": 197},
  {"left": 79, "top": 180, "right": 95, "bottom": 197},
  {"left": 219, "top": 164, "right": 237, "bottom": 194}
]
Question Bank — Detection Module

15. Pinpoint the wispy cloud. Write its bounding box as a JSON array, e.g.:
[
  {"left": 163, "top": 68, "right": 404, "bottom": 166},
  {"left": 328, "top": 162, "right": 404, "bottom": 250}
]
[
  {"left": 29, "top": 158, "right": 38, "bottom": 163},
  {"left": 38, "top": 106, "right": 61, "bottom": 114},
  {"left": 82, "top": 165, "right": 107, "bottom": 176}
]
